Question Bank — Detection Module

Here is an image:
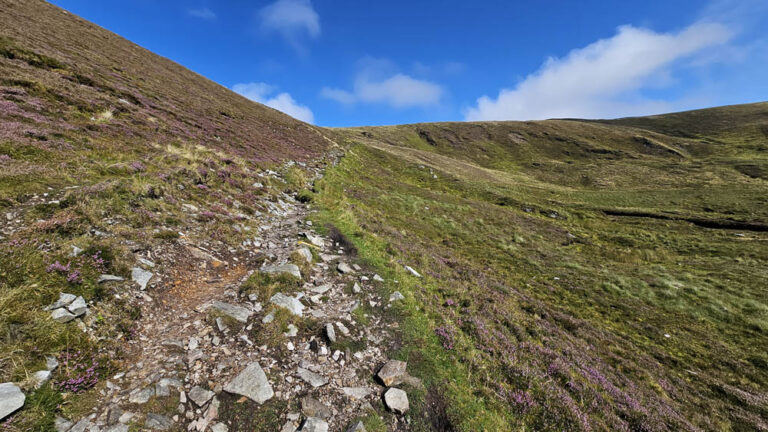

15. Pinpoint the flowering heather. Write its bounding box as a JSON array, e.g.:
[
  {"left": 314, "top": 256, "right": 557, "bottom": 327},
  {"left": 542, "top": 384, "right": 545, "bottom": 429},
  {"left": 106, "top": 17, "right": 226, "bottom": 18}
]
[
  {"left": 196, "top": 184, "right": 209, "bottom": 190},
  {"left": 129, "top": 161, "right": 146, "bottom": 172},
  {"left": 46, "top": 260, "right": 70, "bottom": 273},
  {"left": 66, "top": 270, "right": 81, "bottom": 284},
  {"left": 0, "top": 154, "right": 11, "bottom": 163},
  {"left": 54, "top": 350, "right": 99, "bottom": 393},
  {"left": 509, "top": 390, "right": 537, "bottom": 414},
  {"left": 434, "top": 326, "right": 456, "bottom": 350},
  {"left": 91, "top": 251, "right": 106, "bottom": 268}
]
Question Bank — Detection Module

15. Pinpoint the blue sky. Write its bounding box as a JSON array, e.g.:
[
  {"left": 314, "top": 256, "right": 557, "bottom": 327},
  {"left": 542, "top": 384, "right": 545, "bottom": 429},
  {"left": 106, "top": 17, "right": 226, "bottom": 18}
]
[{"left": 50, "top": 0, "right": 768, "bottom": 126}]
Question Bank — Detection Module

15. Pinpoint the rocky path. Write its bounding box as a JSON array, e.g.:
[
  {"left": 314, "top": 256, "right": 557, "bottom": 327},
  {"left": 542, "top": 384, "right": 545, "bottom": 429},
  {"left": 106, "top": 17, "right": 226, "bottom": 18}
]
[{"left": 50, "top": 179, "right": 418, "bottom": 431}]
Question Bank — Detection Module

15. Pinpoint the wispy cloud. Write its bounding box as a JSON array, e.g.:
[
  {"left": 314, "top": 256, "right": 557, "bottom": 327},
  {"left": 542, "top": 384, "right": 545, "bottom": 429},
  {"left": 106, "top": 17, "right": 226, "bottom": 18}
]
[
  {"left": 321, "top": 58, "right": 444, "bottom": 109},
  {"left": 187, "top": 7, "right": 216, "bottom": 20},
  {"left": 260, "top": 0, "right": 320, "bottom": 51},
  {"left": 464, "top": 22, "right": 732, "bottom": 121},
  {"left": 233, "top": 82, "right": 314, "bottom": 124}
]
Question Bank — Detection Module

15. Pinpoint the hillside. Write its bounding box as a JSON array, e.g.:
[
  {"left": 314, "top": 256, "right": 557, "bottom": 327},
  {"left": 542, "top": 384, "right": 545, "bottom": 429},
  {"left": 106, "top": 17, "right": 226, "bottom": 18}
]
[{"left": 1, "top": 1, "right": 767, "bottom": 431}]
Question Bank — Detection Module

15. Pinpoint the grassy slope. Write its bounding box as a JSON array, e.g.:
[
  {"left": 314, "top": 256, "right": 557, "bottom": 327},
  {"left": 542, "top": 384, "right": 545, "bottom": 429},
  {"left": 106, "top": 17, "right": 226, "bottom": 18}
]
[
  {"left": 0, "top": 1, "right": 328, "bottom": 429},
  {"left": 313, "top": 104, "right": 768, "bottom": 430}
]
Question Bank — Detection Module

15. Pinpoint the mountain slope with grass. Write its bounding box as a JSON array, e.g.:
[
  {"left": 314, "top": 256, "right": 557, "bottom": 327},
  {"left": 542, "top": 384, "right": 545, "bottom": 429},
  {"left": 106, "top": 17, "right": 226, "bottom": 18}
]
[
  {"left": 1, "top": 1, "right": 767, "bottom": 431},
  {"left": 313, "top": 104, "right": 768, "bottom": 430}
]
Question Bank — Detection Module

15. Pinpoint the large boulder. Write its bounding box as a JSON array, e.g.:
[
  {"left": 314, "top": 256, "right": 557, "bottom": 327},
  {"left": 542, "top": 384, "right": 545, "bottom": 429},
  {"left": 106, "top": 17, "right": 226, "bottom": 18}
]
[
  {"left": 209, "top": 301, "right": 253, "bottom": 323},
  {"left": 377, "top": 360, "right": 408, "bottom": 386},
  {"left": 270, "top": 293, "right": 304, "bottom": 316},
  {"left": 262, "top": 263, "right": 301, "bottom": 279},
  {"left": 383, "top": 388, "right": 409, "bottom": 414}
]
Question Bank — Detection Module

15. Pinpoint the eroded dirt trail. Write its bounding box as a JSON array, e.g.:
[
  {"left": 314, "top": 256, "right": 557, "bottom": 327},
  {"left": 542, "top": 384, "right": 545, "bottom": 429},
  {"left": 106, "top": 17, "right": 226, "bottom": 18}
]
[{"left": 61, "top": 184, "right": 411, "bottom": 432}]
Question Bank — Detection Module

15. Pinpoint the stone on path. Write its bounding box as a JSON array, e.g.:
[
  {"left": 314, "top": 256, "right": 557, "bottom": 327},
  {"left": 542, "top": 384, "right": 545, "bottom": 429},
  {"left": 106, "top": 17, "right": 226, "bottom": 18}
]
[
  {"left": 54, "top": 417, "right": 73, "bottom": 432},
  {"left": 188, "top": 386, "right": 214, "bottom": 407},
  {"left": 297, "top": 368, "right": 328, "bottom": 388},
  {"left": 325, "top": 323, "right": 336, "bottom": 343},
  {"left": 302, "top": 233, "right": 325, "bottom": 248},
  {"left": 373, "top": 274, "right": 384, "bottom": 282},
  {"left": 104, "top": 424, "right": 129, "bottom": 432},
  {"left": 262, "top": 263, "right": 302, "bottom": 279},
  {"left": 209, "top": 301, "right": 253, "bottom": 323},
  {"left": 211, "top": 423, "right": 228, "bottom": 432},
  {"left": 346, "top": 421, "right": 367, "bottom": 432},
  {"left": 337, "top": 262, "right": 354, "bottom": 274},
  {"left": 223, "top": 362, "right": 274, "bottom": 404},
  {"left": 131, "top": 267, "right": 153, "bottom": 290},
  {"left": 295, "top": 247, "right": 313, "bottom": 263},
  {"left": 341, "top": 387, "right": 372, "bottom": 400},
  {"left": 0, "top": 382, "right": 25, "bottom": 421},
  {"left": 300, "top": 396, "right": 332, "bottom": 419},
  {"left": 145, "top": 413, "right": 173, "bottom": 430},
  {"left": 383, "top": 388, "right": 409, "bottom": 414},
  {"left": 270, "top": 293, "right": 305, "bottom": 316},
  {"left": 377, "top": 360, "right": 408, "bottom": 386},
  {"left": 128, "top": 387, "right": 154, "bottom": 404},
  {"left": 300, "top": 417, "right": 328, "bottom": 432}
]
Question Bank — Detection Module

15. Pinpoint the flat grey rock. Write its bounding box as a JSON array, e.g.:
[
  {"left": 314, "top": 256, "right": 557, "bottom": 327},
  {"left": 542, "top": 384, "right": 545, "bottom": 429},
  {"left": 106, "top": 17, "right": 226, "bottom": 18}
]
[
  {"left": 98, "top": 274, "right": 124, "bottom": 284},
  {"left": 188, "top": 386, "right": 214, "bottom": 407},
  {"left": 128, "top": 387, "right": 154, "bottom": 404},
  {"left": 373, "top": 274, "right": 385, "bottom": 282},
  {"left": 46, "top": 356, "right": 59, "bottom": 371},
  {"left": 104, "top": 424, "right": 129, "bottom": 432},
  {"left": 0, "top": 382, "right": 25, "bottom": 421},
  {"left": 209, "top": 301, "right": 253, "bottom": 323},
  {"left": 54, "top": 416, "right": 73, "bottom": 432},
  {"left": 262, "top": 263, "right": 302, "bottom": 279},
  {"left": 67, "top": 296, "right": 87, "bottom": 317},
  {"left": 131, "top": 267, "right": 153, "bottom": 290},
  {"left": 45, "top": 292, "right": 76, "bottom": 310},
  {"left": 297, "top": 368, "right": 328, "bottom": 388},
  {"left": 223, "top": 362, "right": 273, "bottom": 404},
  {"left": 341, "top": 387, "right": 372, "bottom": 400},
  {"left": 211, "top": 423, "right": 228, "bottom": 432},
  {"left": 389, "top": 291, "right": 405, "bottom": 302},
  {"left": 270, "top": 293, "right": 304, "bottom": 316},
  {"left": 51, "top": 308, "right": 76, "bottom": 323},
  {"left": 145, "top": 413, "right": 173, "bottom": 430},
  {"left": 346, "top": 421, "right": 366, "bottom": 432},
  {"left": 302, "top": 233, "right": 325, "bottom": 248},
  {"left": 68, "top": 418, "right": 92, "bottom": 432},
  {"left": 337, "top": 262, "right": 354, "bottom": 274},
  {"left": 295, "top": 247, "right": 313, "bottom": 263},
  {"left": 300, "top": 396, "right": 332, "bottom": 419},
  {"left": 300, "top": 417, "right": 328, "bottom": 432},
  {"left": 377, "top": 360, "right": 407, "bottom": 387},
  {"left": 383, "top": 388, "right": 409, "bottom": 414}
]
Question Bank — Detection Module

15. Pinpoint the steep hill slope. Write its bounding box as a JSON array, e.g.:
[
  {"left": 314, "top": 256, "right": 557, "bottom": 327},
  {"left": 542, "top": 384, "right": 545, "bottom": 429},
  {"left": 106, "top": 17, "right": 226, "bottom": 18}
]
[{"left": 0, "top": 0, "right": 326, "bottom": 196}]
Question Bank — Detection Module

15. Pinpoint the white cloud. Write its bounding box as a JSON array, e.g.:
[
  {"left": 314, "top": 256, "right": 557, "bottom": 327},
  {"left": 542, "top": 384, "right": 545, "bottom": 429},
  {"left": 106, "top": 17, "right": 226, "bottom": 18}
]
[
  {"left": 260, "top": 0, "right": 320, "bottom": 46},
  {"left": 321, "top": 59, "right": 444, "bottom": 109},
  {"left": 188, "top": 7, "right": 216, "bottom": 20},
  {"left": 233, "top": 82, "right": 314, "bottom": 124},
  {"left": 464, "top": 22, "right": 732, "bottom": 121}
]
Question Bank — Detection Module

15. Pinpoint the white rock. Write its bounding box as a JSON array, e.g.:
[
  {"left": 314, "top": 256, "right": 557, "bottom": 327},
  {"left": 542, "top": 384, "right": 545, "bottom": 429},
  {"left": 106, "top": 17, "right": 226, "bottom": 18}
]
[
  {"left": 337, "top": 263, "right": 354, "bottom": 274},
  {"left": 300, "top": 417, "right": 328, "bottom": 432},
  {"left": 30, "top": 370, "right": 51, "bottom": 389},
  {"left": 297, "top": 368, "right": 328, "bottom": 388},
  {"left": 262, "top": 263, "right": 302, "bottom": 279},
  {"left": 404, "top": 265, "right": 422, "bottom": 278},
  {"left": 209, "top": 301, "right": 253, "bottom": 323},
  {"left": 270, "top": 293, "right": 304, "bottom": 316},
  {"left": 383, "top": 388, "right": 409, "bottom": 414},
  {"left": 51, "top": 308, "right": 76, "bottom": 323},
  {"left": 389, "top": 291, "right": 405, "bottom": 302},
  {"left": 341, "top": 387, "right": 372, "bottom": 400},
  {"left": 0, "top": 382, "right": 25, "bottom": 421},
  {"left": 66, "top": 296, "right": 87, "bottom": 317},
  {"left": 223, "top": 362, "right": 274, "bottom": 404},
  {"left": 131, "top": 267, "right": 153, "bottom": 290},
  {"left": 45, "top": 292, "right": 76, "bottom": 310}
]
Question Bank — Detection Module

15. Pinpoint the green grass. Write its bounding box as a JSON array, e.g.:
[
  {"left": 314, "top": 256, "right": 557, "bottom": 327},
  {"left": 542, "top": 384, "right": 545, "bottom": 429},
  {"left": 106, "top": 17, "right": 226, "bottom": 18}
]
[{"left": 312, "top": 114, "right": 768, "bottom": 431}]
